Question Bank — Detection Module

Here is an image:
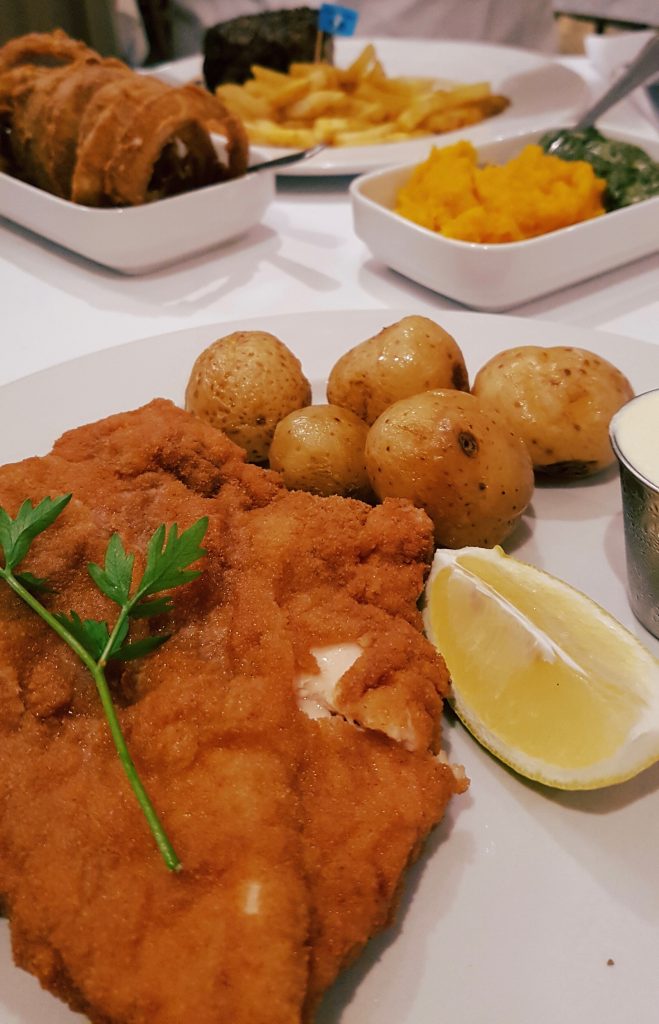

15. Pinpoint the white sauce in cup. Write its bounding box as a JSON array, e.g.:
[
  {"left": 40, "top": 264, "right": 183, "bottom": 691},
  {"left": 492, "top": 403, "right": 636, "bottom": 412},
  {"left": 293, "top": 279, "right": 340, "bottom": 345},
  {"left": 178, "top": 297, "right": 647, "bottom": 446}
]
[{"left": 610, "top": 389, "right": 659, "bottom": 488}]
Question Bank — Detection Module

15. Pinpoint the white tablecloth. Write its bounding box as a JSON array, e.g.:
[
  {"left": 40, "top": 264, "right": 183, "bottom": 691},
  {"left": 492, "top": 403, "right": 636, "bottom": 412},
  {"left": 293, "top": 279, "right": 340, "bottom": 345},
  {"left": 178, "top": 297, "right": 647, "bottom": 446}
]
[{"left": 1, "top": 54, "right": 658, "bottom": 389}]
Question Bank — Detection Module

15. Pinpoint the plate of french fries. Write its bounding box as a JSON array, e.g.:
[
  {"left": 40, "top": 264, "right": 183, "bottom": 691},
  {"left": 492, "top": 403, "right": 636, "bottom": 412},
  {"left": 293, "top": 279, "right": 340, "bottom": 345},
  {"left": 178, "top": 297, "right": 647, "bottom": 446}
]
[{"left": 191, "top": 37, "right": 589, "bottom": 176}]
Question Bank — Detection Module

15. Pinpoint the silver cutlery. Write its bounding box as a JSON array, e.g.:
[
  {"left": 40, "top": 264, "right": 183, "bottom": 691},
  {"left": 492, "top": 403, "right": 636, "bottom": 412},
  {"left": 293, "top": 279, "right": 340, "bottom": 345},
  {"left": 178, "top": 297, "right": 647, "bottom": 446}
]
[
  {"left": 246, "top": 143, "right": 327, "bottom": 174},
  {"left": 546, "top": 32, "right": 659, "bottom": 153}
]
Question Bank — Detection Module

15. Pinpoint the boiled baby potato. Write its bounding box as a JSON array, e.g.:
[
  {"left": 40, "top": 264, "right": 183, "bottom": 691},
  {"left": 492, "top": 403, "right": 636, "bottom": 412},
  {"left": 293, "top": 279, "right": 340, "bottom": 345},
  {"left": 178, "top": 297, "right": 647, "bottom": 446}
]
[
  {"left": 365, "top": 389, "right": 534, "bottom": 548},
  {"left": 269, "top": 404, "right": 372, "bottom": 499},
  {"left": 327, "top": 315, "right": 469, "bottom": 425},
  {"left": 472, "top": 346, "right": 634, "bottom": 477},
  {"left": 185, "top": 331, "right": 311, "bottom": 463}
]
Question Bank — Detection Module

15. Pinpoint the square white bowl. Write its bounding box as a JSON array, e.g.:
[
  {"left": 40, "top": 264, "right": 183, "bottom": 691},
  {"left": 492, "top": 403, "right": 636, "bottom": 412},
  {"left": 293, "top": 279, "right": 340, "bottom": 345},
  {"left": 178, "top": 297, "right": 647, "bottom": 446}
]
[
  {"left": 350, "top": 127, "right": 659, "bottom": 311},
  {"left": 0, "top": 147, "right": 275, "bottom": 274}
]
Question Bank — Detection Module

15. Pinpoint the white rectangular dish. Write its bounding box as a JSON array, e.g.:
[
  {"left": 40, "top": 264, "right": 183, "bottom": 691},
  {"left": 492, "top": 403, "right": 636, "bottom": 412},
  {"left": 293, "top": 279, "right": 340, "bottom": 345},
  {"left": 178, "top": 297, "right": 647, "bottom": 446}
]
[
  {"left": 350, "top": 127, "right": 659, "bottom": 310},
  {"left": 0, "top": 149, "right": 275, "bottom": 274}
]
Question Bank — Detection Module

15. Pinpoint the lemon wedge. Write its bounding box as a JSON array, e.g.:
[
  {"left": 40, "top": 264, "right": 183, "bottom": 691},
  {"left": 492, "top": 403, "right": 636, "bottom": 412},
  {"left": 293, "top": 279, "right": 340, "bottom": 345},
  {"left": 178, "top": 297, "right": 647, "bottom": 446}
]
[{"left": 423, "top": 546, "right": 659, "bottom": 789}]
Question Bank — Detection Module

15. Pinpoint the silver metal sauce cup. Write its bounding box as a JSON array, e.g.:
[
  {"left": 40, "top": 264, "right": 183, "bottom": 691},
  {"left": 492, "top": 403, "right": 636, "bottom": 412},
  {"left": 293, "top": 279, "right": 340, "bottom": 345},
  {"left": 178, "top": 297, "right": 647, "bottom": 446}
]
[{"left": 610, "top": 389, "right": 659, "bottom": 640}]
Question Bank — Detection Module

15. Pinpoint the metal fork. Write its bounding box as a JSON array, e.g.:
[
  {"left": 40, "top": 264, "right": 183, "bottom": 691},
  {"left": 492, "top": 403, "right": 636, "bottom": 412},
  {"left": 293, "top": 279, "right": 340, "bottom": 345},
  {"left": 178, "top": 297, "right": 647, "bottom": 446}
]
[{"left": 246, "top": 143, "right": 327, "bottom": 174}]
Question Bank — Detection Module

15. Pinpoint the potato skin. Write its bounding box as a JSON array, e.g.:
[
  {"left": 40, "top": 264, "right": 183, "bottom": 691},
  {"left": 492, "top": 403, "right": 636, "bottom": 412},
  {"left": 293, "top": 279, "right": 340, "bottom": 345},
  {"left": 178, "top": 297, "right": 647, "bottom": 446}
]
[
  {"left": 269, "top": 404, "right": 372, "bottom": 499},
  {"left": 185, "top": 331, "right": 311, "bottom": 463},
  {"left": 472, "top": 346, "right": 634, "bottom": 477},
  {"left": 365, "top": 390, "right": 534, "bottom": 548},
  {"left": 327, "top": 315, "right": 469, "bottom": 425}
]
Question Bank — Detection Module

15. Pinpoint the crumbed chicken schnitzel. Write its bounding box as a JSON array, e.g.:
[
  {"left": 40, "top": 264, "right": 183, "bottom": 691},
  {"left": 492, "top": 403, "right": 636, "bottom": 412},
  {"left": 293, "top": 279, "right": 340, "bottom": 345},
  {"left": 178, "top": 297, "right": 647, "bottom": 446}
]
[{"left": 0, "top": 399, "right": 466, "bottom": 1024}]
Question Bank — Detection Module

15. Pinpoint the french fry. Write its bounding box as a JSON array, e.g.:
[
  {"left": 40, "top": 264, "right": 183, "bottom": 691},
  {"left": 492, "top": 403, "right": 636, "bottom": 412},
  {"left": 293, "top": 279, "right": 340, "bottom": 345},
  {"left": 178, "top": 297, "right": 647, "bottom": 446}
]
[
  {"left": 424, "top": 105, "right": 491, "bottom": 134},
  {"left": 397, "top": 93, "right": 456, "bottom": 131},
  {"left": 439, "top": 82, "right": 491, "bottom": 103},
  {"left": 334, "top": 123, "right": 406, "bottom": 146},
  {"left": 215, "top": 83, "right": 273, "bottom": 120},
  {"left": 217, "top": 44, "right": 510, "bottom": 149},
  {"left": 286, "top": 89, "right": 348, "bottom": 120},
  {"left": 245, "top": 120, "right": 316, "bottom": 148},
  {"left": 263, "top": 78, "right": 313, "bottom": 109},
  {"left": 342, "top": 42, "right": 377, "bottom": 82},
  {"left": 250, "top": 65, "right": 293, "bottom": 85}
]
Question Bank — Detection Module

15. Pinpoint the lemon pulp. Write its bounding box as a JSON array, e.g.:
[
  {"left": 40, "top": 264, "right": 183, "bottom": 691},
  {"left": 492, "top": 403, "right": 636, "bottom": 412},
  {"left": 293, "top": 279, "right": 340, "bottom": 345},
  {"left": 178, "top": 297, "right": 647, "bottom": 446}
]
[{"left": 423, "top": 546, "right": 659, "bottom": 788}]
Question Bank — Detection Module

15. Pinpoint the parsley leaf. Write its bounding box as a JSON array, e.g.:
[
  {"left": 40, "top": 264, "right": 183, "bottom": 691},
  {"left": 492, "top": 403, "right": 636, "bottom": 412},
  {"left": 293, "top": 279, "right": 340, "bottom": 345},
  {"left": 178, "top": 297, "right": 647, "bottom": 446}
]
[
  {"left": 88, "top": 518, "right": 208, "bottom": 619},
  {"left": 52, "top": 610, "right": 116, "bottom": 661},
  {"left": 112, "top": 634, "right": 169, "bottom": 661},
  {"left": 14, "top": 570, "right": 50, "bottom": 592},
  {"left": 129, "top": 597, "right": 173, "bottom": 620},
  {"left": 138, "top": 519, "right": 209, "bottom": 599},
  {"left": 0, "top": 494, "right": 72, "bottom": 572},
  {"left": 87, "top": 533, "right": 135, "bottom": 607}
]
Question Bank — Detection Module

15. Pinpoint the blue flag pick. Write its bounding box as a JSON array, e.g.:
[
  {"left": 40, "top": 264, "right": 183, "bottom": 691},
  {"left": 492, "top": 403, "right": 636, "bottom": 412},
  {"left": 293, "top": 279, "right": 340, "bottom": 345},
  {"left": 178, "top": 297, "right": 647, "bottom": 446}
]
[{"left": 318, "top": 4, "right": 359, "bottom": 36}]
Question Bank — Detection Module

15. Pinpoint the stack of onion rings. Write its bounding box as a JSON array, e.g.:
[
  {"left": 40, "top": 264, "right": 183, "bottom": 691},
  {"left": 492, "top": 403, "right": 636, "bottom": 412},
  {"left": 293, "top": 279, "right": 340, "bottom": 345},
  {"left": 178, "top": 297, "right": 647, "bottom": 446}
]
[{"left": 0, "top": 30, "right": 249, "bottom": 206}]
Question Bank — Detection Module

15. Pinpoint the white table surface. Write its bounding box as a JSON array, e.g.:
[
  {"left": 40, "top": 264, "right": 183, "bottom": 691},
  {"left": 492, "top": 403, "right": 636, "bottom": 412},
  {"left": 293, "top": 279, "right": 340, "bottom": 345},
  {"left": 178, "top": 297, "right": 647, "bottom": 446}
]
[{"left": 1, "top": 55, "right": 658, "bottom": 389}]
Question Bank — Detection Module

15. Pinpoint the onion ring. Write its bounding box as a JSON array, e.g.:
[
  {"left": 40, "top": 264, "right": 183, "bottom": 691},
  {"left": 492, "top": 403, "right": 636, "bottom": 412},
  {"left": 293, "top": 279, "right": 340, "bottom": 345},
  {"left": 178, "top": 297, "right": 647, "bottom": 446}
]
[
  {"left": 0, "top": 29, "right": 95, "bottom": 72},
  {"left": 0, "top": 29, "right": 250, "bottom": 206},
  {"left": 101, "top": 81, "right": 249, "bottom": 206},
  {"left": 41, "top": 59, "right": 130, "bottom": 197},
  {"left": 71, "top": 75, "right": 165, "bottom": 205}
]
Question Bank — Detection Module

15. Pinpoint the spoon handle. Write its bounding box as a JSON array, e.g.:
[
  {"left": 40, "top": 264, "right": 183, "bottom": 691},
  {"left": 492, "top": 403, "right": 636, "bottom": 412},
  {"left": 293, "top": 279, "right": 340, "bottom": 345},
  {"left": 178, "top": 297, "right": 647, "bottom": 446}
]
[{"left": 574, "top": 32, "right": 659, "bottom": 130}]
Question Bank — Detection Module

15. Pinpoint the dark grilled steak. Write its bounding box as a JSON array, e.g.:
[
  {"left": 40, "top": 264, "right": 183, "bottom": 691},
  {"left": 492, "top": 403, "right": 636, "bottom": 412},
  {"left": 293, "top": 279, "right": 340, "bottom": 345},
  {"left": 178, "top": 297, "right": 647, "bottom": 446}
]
[{"left": 203, "top": 7, "right": 333, "bottom": 90}]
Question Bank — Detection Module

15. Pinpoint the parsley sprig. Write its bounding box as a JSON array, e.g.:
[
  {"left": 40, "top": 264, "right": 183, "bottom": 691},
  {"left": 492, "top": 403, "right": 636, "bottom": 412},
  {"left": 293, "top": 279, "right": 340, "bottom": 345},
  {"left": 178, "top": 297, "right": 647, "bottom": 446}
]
[{"left": 0, "top": 494, "right": 208, "bottom": 872}]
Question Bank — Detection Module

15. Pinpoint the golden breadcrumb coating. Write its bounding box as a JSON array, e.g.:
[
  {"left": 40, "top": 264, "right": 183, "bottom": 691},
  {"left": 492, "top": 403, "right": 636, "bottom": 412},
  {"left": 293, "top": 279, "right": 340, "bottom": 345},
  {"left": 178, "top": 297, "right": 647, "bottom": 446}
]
[{"left": 0, "top": 399, "right": 465, "bottom": 1023}]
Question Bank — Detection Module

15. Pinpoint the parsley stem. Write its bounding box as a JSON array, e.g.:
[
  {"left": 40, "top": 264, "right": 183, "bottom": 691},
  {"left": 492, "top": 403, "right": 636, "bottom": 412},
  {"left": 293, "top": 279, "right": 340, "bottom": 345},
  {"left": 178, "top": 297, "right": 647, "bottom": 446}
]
[
  {"left": 87, "top": 659, "right": 182, "bottom": 873},
  {"left": 0, "top": 568, "right": 181, "bottom": 873},
  {"left": 98, "top": 605, "right": 131, "bottom": 669}
]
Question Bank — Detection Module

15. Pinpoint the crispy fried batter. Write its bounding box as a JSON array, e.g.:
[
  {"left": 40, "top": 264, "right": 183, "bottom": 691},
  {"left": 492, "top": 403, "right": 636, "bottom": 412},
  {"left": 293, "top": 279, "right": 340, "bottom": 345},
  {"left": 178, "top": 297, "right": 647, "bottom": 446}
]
[
  {"left": 71, "top": 73, "right": 167, "bottom": 204},
  {"left": 0, "top": 400, "right": 465, "bottom": 1023},
  {"left": 72, "top": 76, "right": 248, "bottom": 206},
  {"left": 8, "top": 57, "right": 130, "bottom": 197},
  {"left": 0, "top": 28, "right": 95, "bottom": 71},
  {"left": 37, "top": 58, "right": 131, "bottom": 197},
  {"left": 0, "top": 30, "right": 249, "bottom": 205},
  {"left": 0, "top": 30, "right": 99, "bottom": 180}
]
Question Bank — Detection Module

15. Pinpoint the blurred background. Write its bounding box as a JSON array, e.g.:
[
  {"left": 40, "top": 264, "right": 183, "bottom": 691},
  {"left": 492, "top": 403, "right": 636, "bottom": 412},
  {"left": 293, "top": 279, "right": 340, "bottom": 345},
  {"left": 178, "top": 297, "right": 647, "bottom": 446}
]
[{"left": 1, "top": 0, "right": 657, "bottom": 66}]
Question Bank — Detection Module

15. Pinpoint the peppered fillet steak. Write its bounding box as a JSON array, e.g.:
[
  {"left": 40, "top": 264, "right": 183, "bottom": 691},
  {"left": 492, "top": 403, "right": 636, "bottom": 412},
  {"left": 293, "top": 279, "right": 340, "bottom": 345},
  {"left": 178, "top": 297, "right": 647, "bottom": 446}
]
[
  {"left": 203, "top": 7, "right": 334, "bottom": 90},
  {"left": 0, "top": 399, "right": 466, "bottom": 1023}
]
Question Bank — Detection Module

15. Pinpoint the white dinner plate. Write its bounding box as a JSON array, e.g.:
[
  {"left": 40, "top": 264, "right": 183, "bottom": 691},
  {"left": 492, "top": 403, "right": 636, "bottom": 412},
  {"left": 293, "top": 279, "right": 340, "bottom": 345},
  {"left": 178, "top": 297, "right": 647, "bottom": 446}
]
[
  {"left": 1, "top": 308, "right": 658, "bottom": 1024},
  {"left": 154, "top": 38, "right": 590, "bottom": 176}
]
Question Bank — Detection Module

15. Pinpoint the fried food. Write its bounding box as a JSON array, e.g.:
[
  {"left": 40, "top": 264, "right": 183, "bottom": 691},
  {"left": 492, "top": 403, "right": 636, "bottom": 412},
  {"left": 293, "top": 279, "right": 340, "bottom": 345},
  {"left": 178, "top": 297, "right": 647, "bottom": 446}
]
[
  {"left": 0, "top": 399, "right": 465, "bottom": 1023},
  {"left": 73, "top": 77, "right": 248, "bottom": 206},
  {"left": 0, "top": 29, "right": 96, "bottom": 172},
  {"left": 10, "top": 58, "right": 132, "bottom": 198},
  {"left": 216, "top": 42, "right": 510, "bottom": 148},
  {"left": 0, "top": 27, "right": 95, "bottom": 71},
  {"left": 0, "top": 30, "right": 249, "bottom": 205}
]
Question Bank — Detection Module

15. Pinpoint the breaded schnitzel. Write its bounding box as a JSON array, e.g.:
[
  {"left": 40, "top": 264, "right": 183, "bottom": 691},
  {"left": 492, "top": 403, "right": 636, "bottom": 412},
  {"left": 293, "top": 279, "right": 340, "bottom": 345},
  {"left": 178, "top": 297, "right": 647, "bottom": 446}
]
[{"left": 0, "top": 399, "right": 465, "bottom": 1023}]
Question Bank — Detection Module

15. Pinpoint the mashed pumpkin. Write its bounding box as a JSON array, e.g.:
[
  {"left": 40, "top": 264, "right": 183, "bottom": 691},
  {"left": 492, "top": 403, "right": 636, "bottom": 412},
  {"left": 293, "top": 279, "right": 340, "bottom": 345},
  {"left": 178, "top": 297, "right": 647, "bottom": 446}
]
[{"left": 395, "top": 140, "right": 607, "bottom": 243}]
